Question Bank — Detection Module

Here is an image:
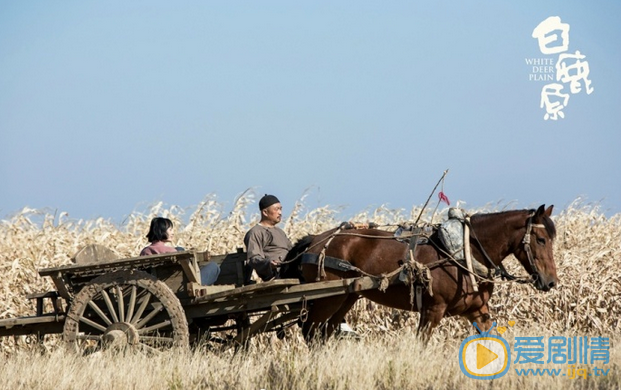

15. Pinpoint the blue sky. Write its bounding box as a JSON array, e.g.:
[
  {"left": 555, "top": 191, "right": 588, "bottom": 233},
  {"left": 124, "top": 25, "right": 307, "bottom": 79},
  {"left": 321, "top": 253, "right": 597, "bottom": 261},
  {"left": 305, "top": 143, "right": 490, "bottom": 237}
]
[{"left": 1, "top": 1, "right": 619, "bottom": 222}]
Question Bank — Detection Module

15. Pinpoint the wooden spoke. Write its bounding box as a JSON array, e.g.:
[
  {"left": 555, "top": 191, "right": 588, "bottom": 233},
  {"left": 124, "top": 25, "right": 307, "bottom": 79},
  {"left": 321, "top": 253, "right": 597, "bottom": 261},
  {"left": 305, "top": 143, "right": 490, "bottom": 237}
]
[
  {"left": 87, "top": 300, "right": 113, "bottom": 326},
  {"left": 126, "top": 285, "right": 137, "bottom": 324},
  {"left": 116, "top": 285, "right": 125, "bottom": 322},
  {"left": 134, "top": 304, "right": 163, "bottom": 330},
  {"left": 63, "top": 270, "right": 189, "bottom": 354},
  {"left": 78, "top": 316, "right": 107, "bottom": 332},
  {"left": 130, "top": 293, "right": 152, "bottom": 326},
  {"left": 101, "top": 289, "right": 119, "bottom": 323},
  {"left": 137, "top": 320, "right": 172, "bottom": 334}
]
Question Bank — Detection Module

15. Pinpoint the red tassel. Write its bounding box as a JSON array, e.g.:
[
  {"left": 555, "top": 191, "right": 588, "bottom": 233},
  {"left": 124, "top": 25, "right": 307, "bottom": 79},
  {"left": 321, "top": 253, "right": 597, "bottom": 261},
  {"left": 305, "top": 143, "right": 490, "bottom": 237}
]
[{"left": 438, "top": 191, "right": 450, "bottom": 205}]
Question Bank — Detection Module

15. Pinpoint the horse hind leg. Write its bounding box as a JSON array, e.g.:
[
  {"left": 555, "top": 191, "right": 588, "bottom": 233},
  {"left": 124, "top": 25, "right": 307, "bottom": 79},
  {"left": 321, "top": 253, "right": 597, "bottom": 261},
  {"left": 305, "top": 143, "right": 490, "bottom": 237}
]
[
  {"left": 417, "top": 304, "right": 447, "bottom": 345},
  {"left": 465, "top": 305, "right": 493, "bottom": 333},
  {"left": 324, "top": 294, "right": 359, "bottom": 339}
]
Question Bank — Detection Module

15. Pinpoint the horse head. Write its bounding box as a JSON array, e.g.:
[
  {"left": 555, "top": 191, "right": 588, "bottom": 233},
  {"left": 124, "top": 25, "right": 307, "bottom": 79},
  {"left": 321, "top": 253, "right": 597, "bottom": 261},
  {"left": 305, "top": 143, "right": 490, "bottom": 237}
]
[{"left": 515, "top": 204, "right": 558, "bottom": 292}]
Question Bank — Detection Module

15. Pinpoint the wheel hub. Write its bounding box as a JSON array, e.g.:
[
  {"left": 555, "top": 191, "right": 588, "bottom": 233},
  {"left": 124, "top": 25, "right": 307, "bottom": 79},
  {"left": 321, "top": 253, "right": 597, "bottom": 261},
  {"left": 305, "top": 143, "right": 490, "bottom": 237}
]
[{"left": 102, "top": 322, "right": 139, "bottom": 348}]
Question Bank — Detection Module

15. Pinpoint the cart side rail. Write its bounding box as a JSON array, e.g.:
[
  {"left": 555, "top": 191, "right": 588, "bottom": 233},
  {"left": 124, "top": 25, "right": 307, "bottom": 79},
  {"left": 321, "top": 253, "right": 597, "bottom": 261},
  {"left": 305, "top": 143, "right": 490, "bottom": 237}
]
[
  {"left": 38, "top": 250, "right": 209, "bottom": 299},
  {"left": 38, "top": 250, "right": 208, "bottom": 279}
]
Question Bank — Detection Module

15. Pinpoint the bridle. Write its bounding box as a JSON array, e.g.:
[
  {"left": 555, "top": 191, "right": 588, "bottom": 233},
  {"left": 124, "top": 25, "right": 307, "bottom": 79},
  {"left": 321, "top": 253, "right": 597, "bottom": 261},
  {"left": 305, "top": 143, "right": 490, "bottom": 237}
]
[
  {"left": 521, "top": 213, "right": 547, "bottom": 283},
  {"left": 466, "top": 212, "right": 547, "bottom": 285}
]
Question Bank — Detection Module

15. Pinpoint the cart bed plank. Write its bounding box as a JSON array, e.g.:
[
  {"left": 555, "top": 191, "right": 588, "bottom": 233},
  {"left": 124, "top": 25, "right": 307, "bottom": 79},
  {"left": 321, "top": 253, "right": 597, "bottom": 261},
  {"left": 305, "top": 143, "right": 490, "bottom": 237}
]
[
  {"left": 185, "top": 276, "right": 379, "bottom": 319},
  {"left": 0, "top": 314, "right": 66, "bottom": 336},
  {"left": 198, "top": 279, "right": 300, "bottom": 301}
]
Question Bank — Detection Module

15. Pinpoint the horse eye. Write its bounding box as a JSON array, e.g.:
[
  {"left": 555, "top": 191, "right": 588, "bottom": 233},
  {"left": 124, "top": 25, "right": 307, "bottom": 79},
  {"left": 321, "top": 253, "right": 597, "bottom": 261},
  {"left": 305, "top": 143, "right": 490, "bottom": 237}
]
[{"left": 536, "top": 237, "right": 546, "bottom": 245}]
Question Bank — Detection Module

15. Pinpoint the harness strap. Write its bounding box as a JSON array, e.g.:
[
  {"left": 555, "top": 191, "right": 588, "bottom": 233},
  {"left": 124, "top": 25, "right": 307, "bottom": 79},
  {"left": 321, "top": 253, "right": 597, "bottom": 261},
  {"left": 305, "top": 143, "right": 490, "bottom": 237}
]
[
  {"left": 464, "top": 218, "right": 522, "bottom": 282},
  {"left": 463, "top": 212, "right": 545, "bottom": 285},
  {"left": 464, "top": 218, "right": 497, "bottom": 272},
  {"left": 406, "top": 227, "right": 425, "bottom": 309},
  {"left": 316, "top": 227, "right": 342, "bottom": 281},
  {"left": 522, "top": 214, "right": 546, "bottom": 281},
  {"left": 302, "top": 252, "right": 403, "bottom": 284},
  {"left": 463, "top": 219, "right": 479, "bottom": 292},
  {"left": 301, "top": 253, "right": 360, "bottom": 273}
]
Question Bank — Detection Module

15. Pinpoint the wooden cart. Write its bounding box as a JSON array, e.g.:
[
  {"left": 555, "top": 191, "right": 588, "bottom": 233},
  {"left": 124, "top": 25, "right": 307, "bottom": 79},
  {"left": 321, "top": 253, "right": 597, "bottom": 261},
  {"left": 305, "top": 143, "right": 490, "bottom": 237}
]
[{"left": 0, "top": 246, "right": 379, "bottom": 353}]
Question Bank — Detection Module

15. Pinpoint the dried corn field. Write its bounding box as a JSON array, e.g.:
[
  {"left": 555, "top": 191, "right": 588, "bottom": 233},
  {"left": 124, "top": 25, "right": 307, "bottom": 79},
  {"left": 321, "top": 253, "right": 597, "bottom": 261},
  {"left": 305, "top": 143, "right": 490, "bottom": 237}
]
[{"left": 0, "top": 194, "right": 619, "bottom": 389}]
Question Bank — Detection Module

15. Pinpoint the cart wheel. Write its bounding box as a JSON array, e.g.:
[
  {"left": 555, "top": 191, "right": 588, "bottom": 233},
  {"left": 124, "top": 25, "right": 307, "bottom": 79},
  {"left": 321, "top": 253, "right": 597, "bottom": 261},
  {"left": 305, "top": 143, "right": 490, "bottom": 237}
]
[{"left": 63, "top": 270, "right": 189, "bottom": 354}]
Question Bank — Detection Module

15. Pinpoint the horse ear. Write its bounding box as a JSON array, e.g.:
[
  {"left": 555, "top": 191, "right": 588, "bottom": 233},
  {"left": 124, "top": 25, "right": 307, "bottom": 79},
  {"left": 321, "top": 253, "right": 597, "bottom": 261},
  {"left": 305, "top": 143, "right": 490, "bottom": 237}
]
[
  {"left": 536, "top": 204, "right": 546, "bottom": 217},
  {"left": 535, "top": 204, "right": 553, "bottom": 218}
]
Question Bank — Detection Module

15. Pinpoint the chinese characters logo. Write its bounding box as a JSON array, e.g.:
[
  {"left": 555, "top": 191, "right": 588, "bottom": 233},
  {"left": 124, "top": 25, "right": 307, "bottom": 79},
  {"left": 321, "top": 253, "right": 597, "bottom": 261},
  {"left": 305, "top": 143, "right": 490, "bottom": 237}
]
[
  {"left": 458, "top": 320, "right": 611, "bottom": 380},
  {"left": 528, "top": 16, "right": 594, "bottom": 120}
]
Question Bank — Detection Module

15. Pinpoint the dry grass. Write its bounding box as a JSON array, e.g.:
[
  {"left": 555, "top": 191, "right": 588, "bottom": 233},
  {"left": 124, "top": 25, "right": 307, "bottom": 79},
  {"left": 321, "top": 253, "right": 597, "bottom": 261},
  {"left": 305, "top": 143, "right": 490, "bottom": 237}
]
[
  {"left": 0, "top": 193, "right": 619, "bottom": 389},
  {"left": 0, "top": 330, "right": 618, "bottom": 390}
]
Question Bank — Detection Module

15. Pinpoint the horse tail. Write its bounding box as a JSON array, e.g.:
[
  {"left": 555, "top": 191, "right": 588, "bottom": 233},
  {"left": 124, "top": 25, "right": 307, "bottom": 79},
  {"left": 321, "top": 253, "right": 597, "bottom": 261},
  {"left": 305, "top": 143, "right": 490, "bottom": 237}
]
[{"left": 280, "top": 235, "right": 315, "bottom": 281}]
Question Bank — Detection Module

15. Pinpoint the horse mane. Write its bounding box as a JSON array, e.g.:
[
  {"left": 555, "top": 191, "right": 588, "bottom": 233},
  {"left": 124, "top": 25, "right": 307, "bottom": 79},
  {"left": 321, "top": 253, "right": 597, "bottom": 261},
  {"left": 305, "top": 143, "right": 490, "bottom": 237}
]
[
  {"left": 471, "top": 209, "right": 556, "bottom": 239},
  {"left": 538, "top": 211, "right": 557, "bottom": 239},
  {"left": 279, "top": 235, "right": 315, "bottom": 281}
]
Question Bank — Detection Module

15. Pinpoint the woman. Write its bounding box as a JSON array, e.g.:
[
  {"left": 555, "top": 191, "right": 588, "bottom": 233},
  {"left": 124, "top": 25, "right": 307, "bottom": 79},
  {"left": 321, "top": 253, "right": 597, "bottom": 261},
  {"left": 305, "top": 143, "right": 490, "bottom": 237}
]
[
  {"left": 140, "top": 217, "right": 177, "bottom": 256},
  {"left": 140, "top": 217, "right": 220, "bottom": 285}
]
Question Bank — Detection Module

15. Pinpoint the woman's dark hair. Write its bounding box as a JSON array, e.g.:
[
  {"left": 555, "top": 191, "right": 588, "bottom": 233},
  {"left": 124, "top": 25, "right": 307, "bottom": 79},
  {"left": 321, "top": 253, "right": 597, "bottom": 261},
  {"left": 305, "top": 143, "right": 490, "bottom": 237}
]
[{"left": 146, "top": 217, "right": 173, "bottom": 242}]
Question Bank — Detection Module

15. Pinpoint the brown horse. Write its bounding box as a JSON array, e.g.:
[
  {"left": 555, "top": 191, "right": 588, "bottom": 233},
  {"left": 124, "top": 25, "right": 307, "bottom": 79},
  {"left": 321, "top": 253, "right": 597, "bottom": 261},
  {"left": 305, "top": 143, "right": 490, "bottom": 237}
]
[{"left": 283, "top": 205, "right": 557, "bottom": 342}]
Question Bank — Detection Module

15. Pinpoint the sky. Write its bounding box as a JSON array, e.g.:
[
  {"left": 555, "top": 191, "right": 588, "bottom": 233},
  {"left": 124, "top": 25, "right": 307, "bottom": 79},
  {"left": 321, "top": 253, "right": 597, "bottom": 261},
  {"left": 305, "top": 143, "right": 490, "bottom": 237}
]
[{"left": 1, "top": 1, "right": 620, "bottom": 223}]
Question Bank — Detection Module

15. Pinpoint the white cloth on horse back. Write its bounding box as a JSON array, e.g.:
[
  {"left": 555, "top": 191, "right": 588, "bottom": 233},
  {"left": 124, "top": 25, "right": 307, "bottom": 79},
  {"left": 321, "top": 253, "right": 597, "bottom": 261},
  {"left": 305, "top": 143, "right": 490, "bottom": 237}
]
[
  {"left": 244, "top": 224, "right": 292, "bottom": 280},
  {"left": 438, "top": 208, "right": 466, "bottom": 260}
]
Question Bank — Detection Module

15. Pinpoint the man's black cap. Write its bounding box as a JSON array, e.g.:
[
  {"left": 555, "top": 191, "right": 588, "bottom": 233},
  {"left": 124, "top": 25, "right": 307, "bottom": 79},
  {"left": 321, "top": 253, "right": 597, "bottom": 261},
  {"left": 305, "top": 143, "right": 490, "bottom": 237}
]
[{"left": 259, "top": 194, "right": 280, "bottom": 210}]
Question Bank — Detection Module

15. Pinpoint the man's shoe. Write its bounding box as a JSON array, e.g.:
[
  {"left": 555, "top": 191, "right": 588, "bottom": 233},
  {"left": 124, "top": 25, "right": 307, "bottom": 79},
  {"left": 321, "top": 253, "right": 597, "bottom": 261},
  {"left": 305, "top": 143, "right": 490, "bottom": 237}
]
[{"left": 336, "top": 322, "right": 360, "bottom": 339}]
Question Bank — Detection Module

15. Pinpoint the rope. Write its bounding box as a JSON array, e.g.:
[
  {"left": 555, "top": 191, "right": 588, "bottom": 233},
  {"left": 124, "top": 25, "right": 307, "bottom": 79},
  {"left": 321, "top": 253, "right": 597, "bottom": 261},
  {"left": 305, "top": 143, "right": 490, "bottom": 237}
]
[
  {"left": 316, "top": 227, "right": 342, "bottom": 281},
  {"left": 401, "top": 249, "right": 434, "bottom": 308},
  {"left": 429, "top": 241, "right": 533, "bottom": 285},
  {"left": 278, "top": 223, "right": 407, "bottom": 266},
  {"left": 334, "top": 231, "right": 425, "bottom": 240},
  {"left": 414, "top": 169, "right": 449, "bottom": 226},
  {"left": 307, "top": 228, "right": 433, "bottom": 292},
  {"left": 282, "top": 217, "right": 535, "bottom": 288},
  {"left": 278, "top": 228, "right": 426, "bottom": 269},
  {"left": 322, "top": 224, "right": 501, "bottom": 287}
]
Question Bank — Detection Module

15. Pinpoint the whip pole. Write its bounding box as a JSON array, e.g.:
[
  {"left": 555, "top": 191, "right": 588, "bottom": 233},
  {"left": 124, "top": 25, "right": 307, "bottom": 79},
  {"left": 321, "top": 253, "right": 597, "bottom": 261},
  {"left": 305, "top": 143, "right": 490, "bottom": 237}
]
[{"left": 414, "top": 169, "right": 449, "bottom": 225}]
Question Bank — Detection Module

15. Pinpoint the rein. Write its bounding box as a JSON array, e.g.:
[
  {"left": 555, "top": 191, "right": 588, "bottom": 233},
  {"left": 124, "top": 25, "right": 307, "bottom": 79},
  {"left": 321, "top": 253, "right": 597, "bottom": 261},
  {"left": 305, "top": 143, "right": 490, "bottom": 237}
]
[
  {"left": 522, "top": 214, "right": 546, "bottom": 282},
  {"left": 284, "top": 213, "right": 545, "bottom": 289},
  {"left": 464, "top": 212, "right": 546, "bottom": 285},
  {"left": 464, "top": 218, "right": 528, "bottom": 284},
  {"left": 279, "top": 224, "right": 421, "bottom": 266}
]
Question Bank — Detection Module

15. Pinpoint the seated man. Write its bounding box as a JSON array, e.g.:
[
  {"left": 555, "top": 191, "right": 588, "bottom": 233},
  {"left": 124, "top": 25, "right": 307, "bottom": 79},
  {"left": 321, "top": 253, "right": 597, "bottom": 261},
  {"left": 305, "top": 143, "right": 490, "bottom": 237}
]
[
  {"left": 244, "top": 195, "right": 359, "bottom": 338},
  {"left": 243, "top": 195, "right": 292, "bottom": 281},
  {"left": 140, "top": 217, "right": 220, "bottom": 285}
]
